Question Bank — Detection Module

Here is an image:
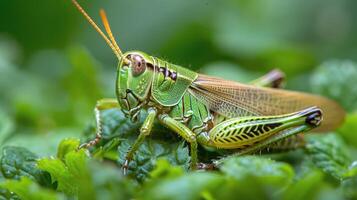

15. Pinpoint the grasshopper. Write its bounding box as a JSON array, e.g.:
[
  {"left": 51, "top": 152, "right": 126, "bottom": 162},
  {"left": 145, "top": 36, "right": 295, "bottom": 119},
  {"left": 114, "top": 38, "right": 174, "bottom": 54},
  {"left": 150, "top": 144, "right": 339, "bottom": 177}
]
[{"left": 71, "top": 0, "right": 345, "bottom": 172}]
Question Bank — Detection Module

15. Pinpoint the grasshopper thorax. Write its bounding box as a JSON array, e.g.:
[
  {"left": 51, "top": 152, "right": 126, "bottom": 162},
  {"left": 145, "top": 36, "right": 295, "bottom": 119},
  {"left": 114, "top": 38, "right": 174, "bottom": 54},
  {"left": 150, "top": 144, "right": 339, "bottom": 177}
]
[{"left": 116, "top": 51, "right": 155, "bottom": 121}]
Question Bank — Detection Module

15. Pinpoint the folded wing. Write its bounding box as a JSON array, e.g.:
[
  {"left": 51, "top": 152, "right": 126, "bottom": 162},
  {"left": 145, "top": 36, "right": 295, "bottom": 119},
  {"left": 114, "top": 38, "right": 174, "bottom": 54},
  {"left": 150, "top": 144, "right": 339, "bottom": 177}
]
[{"left": 189, "top": 74, "right": 345, "bottom": 132}]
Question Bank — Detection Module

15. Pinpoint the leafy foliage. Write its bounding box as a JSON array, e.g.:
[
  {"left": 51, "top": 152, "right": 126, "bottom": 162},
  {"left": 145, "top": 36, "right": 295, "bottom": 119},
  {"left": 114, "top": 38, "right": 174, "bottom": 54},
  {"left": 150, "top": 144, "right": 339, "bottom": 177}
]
[
  {"left": 305, "top": 134, "right": 351, "bottom": 180},
  {"left": 118, "top": 139, "right": 189, "bottom": 181},
  {"left": 0, "top": 147, "right": 51, "bottom": 186},
  {"left": 1, "top": 124, "right": 356, "bottom": 200},
  {"left": 37, "top": 138, "right": 136, "bottom": 199},
  {"left": 311, "top": 60, "right": 357, "bottom": 111},
  {"left": 0, "top": 177, "right": 64, "bottom": 200},
  {"left": 219, "top": 156, "right": 294, "bottom": 184}
]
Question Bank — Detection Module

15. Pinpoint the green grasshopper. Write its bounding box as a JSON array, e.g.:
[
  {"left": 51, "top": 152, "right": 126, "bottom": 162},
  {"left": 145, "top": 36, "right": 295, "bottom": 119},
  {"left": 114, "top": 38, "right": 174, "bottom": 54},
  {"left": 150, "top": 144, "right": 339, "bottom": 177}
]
[{"left": 72, "top": 0, "right": 345, "bottom": 172}]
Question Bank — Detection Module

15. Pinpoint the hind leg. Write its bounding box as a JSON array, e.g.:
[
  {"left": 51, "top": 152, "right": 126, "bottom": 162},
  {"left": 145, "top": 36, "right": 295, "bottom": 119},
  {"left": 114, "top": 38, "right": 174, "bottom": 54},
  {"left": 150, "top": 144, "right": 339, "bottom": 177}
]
[
  {"left": 251, "top": 69, "right": 312, "bottom": 152},
  {"left": 158, "top": 114, "right": 198, "bottom": 170},
  {"left": 250, "top": 69, "right": 285, "bottom": 88},
  {"left": 197, "top": 107, "right": 322, "bottom": 154}
]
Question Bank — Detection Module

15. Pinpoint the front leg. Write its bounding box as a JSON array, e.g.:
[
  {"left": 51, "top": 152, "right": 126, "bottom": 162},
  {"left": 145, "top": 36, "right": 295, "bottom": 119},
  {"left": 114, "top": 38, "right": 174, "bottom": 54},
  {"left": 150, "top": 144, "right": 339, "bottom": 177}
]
[
  {"left": 122, "top": 107, "right": 157, "bottom": 175},
  {"left": 79, "top": 98, "right": 119, "bottom": 149},
  {"left": 158, "top": 114, "right": 198, "bottom": 170}
]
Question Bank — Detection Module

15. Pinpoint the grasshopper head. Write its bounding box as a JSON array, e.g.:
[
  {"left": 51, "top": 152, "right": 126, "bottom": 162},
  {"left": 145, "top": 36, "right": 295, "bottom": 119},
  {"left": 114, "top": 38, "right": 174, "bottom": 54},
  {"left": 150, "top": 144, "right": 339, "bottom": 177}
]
[
  {"left": 116, "top": 51, "right": 154, "bottom": 121},
  {"left": 70, "top": 1, "right": 154, "bottom": 121}
]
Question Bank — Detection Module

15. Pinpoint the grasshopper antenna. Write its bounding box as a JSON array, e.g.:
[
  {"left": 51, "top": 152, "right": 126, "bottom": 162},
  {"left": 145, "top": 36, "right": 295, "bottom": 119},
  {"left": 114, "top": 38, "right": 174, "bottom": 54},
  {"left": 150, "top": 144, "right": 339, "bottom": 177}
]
[
  {"left": 99, "top": 9, "right": 123, "bottom": 56},
  {"left": 71, "top": 0, "right": 124, "bottom": 61}
]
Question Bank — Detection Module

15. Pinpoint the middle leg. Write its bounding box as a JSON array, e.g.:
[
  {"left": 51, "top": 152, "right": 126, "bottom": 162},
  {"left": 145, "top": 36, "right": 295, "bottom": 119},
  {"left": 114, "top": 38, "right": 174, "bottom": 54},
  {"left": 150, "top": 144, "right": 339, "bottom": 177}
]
[{"left": 158, "top": 114, "right": 198, "bottom": 170}]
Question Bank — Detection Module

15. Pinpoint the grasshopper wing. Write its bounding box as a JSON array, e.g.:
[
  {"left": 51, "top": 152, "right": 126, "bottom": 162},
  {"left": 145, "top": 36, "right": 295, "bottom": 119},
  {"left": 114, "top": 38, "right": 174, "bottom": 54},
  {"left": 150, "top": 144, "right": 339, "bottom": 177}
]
[{"left": 189, "top": 74, "right": 345, "bottom": 132}]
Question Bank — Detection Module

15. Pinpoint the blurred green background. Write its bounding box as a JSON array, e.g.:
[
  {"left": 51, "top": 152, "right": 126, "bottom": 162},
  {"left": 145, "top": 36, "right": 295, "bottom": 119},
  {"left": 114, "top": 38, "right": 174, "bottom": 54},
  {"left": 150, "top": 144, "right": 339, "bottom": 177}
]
[
  {"left": 1, "top": 0, "right": 357, "bottom": 164},
  {"left": 1, "top": 0, "right": 357, "bottom": 199}
]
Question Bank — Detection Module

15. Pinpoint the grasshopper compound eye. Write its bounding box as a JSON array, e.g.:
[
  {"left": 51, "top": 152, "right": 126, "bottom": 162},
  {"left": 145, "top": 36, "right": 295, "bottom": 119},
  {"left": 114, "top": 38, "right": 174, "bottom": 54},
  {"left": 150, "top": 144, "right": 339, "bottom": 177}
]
[{"left": 131, "top": 54, "right": 146, "bottom": 76}]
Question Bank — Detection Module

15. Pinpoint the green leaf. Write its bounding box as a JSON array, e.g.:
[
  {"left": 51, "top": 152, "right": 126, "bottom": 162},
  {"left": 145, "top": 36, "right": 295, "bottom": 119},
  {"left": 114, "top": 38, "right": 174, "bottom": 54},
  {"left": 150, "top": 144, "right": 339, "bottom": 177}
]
[
  {"left": 92, "top": 138, "right": 121, "bottom": 160},
  {"left": 0, "top": 177, "right": 64, "bottom": 200},
  {"left": 311, "top": 60, "right": 357, "bottom": 112},
  {"left": 343, "top": 161, "right": 357, "bottom": 178},
  {"left": 338, "top": 113, "right": 357, "bottom": 148},
  {"left": 140, "top": 167, "right": 224, "bottom": 200},
  {"left": 282, "top": 170, "right": 325, "bottom": 200},
  {"left": 37, "top": 158, "right": 72, "bottom": 194},
  {"left": 87, "top": 161, "right": 136, "bottom": 200},
  {"left": 38, "top": 139, "right": 136, "bottom": 199},
  {"left": 66, "top": 150, "right": 95, "bottom": 200},
  {"left": 340, "top": 162, "right": 357, "bottom": 199},
  {"left": 118, "top": 139, "right": 189, "bottom": 182},
  {"left": 0, "top": 146, "right": 51, "bottom": 186},
  {"left": 342, "top": 176, "right": 357, "bottom": 200},
  {"left": 82, "top": 109, "right": 142, "bottom": 144},
  {"left": 140, "top": 158, "right": 297, "bottom": 200},
  {"left": 218, "top": 156, "right": 294, "bottom": 185},
  {"left": 305, "top": 133, "right": 351, "bottom": 180},
  {"left": 56, "top": 138, "right": 80, "bottom": 161},
  {"left": 149, "top": 159, "right": 184, "bottom": 180},
  {"left": 37, "top": 149, "right": 90, "bottom": 196},
  {"left": 0, "top": 185, "right": 20, "bottom": 200}
]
